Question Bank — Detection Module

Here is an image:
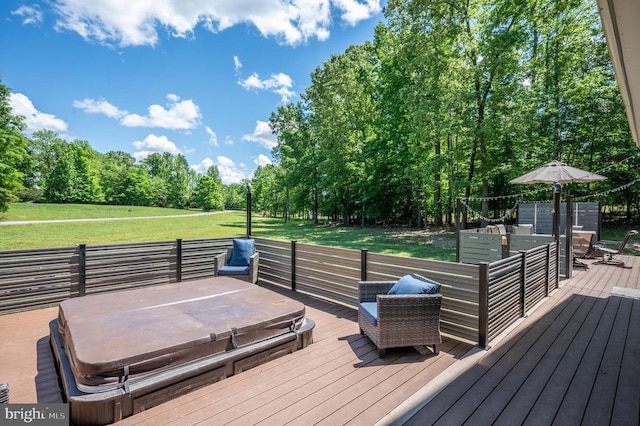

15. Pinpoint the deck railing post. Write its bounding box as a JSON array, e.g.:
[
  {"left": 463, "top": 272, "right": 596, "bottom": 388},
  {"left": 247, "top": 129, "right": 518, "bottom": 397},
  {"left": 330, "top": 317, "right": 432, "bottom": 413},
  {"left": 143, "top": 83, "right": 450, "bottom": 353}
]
[
  {"left": 78, "top": 244, "right": 86, "bottom": 297},
  {"left": 553, "top": 241, "right": 560, "bottom": 286},
  {"left": 597, "top": 201, "right": 602, "bottom": 241},
  {"left": 520, "top": 250, "right": 527, "bottom": 316},
  {"left": 455, "top": 198, "right": 462, "bottom": 262},
  {"left": 545, "top": 243, "right": 551, "bottom": 296},
  {"left": 291, "top": 240, "right": 297, "bottom": 292},
  {"left": 565, "top": 195, "right": 573, "bottom": 279},
  {"left": 361, "top": 249, "right": 368, "bottom": 281},
  {"left": 176, "top": 239, "right": 182, "bottom": 283},
  {"left": 479, "top": 262, "right": 489, "bottom": 348}
]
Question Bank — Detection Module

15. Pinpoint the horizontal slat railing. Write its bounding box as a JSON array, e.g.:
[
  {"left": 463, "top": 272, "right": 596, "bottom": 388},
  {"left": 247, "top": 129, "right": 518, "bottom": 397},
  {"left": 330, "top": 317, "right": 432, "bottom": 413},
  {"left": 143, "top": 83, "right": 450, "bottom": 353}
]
[
  {"left": 294, "top": 243, "right": 362, "bottom": 307},
  {"left": 486, "top": 255, "right": 523, "bottom": 342},
  {"left": 0, "top": 236, "right": 560, "bottom": 347},
  {"left": 84, "top": 241, "right": 178, "bottom": 295},
  {"left": 254, "top": 238, "right": 292, "bottom": 290},
  {"left": 482, "top": 242, "right": 558, "bottom": 344},
  {"left": 459, "top": 230, "right": 504, "bottom": 264},
  {"left": 0, "top": 246, "right": 78, "bottom": 313},
  {"left": 511, "top": 234, "right": 567, "bottom": 276},
  {"left": 181, "top": 238, "right": 231, "bottom": 281}
]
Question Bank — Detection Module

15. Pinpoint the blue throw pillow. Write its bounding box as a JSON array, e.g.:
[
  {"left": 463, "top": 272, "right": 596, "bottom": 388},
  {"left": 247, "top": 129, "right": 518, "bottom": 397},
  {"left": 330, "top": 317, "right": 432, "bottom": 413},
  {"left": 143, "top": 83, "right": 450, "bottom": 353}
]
[
  {"left": 388, "top": 274, "right": 440, "bottom": 295},
  {"left": 228, "top": 238, "right": 255, "bottom": 266}
]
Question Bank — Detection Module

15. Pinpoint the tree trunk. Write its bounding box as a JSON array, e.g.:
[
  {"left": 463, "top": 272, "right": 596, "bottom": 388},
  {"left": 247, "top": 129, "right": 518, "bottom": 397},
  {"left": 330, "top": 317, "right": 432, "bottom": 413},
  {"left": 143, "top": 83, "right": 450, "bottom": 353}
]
[{"left": 434, "top": 136, "right": 443, "bottom": 226}]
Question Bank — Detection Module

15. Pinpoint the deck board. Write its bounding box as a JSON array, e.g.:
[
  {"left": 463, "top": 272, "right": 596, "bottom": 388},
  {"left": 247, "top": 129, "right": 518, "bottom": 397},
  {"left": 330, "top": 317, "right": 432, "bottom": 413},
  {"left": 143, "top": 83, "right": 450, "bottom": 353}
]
[
  {"left": 0, "top": 306, "right": 63, "bottom": 404},
  {"left": 611, "top": 298, "right": 640, "bottom": 425},
  {"left": 1, "top": 255, "right": 639, "bottom": 425},
  {"left": 114, "top": 286, "right": 470, "bottom": 425},
  {"left": 406, "top": 255, "right": 640, "bottom": 426}
]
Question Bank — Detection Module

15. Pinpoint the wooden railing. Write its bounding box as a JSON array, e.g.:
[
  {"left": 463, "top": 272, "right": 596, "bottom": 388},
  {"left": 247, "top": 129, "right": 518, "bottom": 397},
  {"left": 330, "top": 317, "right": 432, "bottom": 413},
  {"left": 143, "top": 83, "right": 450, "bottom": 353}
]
[
  {"left": 459, "top": 229, "right": 569, "bottom": 276},
  {"left": 459, "top": 228, "right": 504, "bottom": 264},
  {"left": 478, "top": 242, "right": 559, "bottom": 346},
  {"left": 0, "top": 237, "right": 558, "bottom": 347}
]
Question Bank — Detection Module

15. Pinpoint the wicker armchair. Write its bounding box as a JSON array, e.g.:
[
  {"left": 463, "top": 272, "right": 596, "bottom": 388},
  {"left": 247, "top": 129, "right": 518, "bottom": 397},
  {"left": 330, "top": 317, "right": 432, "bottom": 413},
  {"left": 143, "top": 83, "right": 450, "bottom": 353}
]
[{"left": 358, "top": 280, "right": 442, "bottom": 357}]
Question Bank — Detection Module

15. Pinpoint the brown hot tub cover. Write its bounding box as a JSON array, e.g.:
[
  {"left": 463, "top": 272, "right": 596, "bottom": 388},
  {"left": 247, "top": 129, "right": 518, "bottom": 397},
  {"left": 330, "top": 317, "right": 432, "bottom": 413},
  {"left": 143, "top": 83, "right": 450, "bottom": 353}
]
[{"left": 57, "top": 277, "right": 306, "bottom": 389}]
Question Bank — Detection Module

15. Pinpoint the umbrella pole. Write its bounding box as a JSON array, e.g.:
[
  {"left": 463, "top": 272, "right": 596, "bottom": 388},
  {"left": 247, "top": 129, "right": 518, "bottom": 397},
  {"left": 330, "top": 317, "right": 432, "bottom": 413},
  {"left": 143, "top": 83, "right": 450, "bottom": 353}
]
[{"left": 552, "top": 181, "right": 562, "bottom": 241}]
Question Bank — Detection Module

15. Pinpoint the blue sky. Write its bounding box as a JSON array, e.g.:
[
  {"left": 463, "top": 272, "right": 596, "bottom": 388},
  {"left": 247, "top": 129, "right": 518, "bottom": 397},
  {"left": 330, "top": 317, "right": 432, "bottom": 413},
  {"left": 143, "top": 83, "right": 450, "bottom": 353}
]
[{"left": 1, "top": 0, "right": 385, "bottom": 184}]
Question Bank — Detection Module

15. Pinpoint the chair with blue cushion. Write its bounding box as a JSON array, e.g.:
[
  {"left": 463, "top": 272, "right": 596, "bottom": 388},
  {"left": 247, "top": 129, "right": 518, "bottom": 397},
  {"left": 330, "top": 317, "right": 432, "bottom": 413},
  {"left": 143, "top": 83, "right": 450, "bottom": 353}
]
[
  {"left": 358, "top": 273, "right": 442, "bottom": 357},
  {"left": 214, "top": 238, "right": 259, "bottom": 283}
]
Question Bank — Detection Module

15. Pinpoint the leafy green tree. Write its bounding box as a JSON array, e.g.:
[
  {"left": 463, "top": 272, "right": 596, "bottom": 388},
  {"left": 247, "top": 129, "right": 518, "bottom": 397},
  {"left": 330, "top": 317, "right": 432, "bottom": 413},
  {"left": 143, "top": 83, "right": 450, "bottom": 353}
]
[
  {"left": 252, "top": 164, "right": 282, "bottom": 216},
  {"left": 28, "top": 130, "right": 64, "bottom": 194},
  {"left": 39, "top": 139, "right": 104, "bottom": 204},
  {"left": 167, "top": 154, "right": 191, "bottom": 209},
  {"left": 69, "top": 140, "right": 104, "bottom": 203},
  {"left": 223, "top": 183, "right": 246, "bottom": 210},
  {"left": 127, "top": 166, "right": 156, "bottom": 206},
  {"left": 191, "top": 175, "right": 223, "bottom": 211},
  {"left": 306, "top": 44, "right": 377, "bottom": 225},
  {"left": 270, "top": 101, "right": 320, "bottom": 223},
  {"left": 0, "top": 79, "right": 28, "bottom": 213},
  {"left": 143, "top": 152, "right": 195, "bottom": 209},
  {"left": 190, "top": 165, "right": 223, "bottom": 211},
  {"left": 99, "top": 151, "right": 136, "bottom": 204},
  {"left": 42, "top": 141, "right": 75, "bottom": 203}
]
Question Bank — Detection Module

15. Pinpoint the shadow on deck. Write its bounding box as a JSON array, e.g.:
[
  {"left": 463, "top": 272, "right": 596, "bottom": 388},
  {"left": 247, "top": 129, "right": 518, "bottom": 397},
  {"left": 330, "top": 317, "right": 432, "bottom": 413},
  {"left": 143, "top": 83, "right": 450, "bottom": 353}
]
[
  {"left": 0, "top": 282, "right": 472, "bottom": 425},
  {"left": 402, "top": 255, "right": 640, "bottom": 426}
]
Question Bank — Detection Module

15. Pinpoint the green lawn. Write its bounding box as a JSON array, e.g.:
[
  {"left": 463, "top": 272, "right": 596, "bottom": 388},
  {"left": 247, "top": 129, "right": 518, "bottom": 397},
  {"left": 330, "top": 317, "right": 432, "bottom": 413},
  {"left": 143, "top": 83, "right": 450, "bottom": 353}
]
[
  {"left": 8, "top": 203, "right": 633, "bottom": 259},
  {"left": 255, "top": 217, "right": 456, "bottom": 260},
  {"left": 0, "top": 203, "right": 457, "bottom": 260},
  {"left": 0, "top": 211, "right": 246, "bottom": 249}
]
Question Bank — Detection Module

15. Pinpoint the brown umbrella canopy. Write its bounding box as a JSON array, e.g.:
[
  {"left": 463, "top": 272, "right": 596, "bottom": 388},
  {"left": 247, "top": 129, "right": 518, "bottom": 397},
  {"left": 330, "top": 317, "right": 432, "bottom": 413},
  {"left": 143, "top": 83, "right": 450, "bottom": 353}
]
[{"left": 509, "top": 160, "right": 607, "bottom": 185}]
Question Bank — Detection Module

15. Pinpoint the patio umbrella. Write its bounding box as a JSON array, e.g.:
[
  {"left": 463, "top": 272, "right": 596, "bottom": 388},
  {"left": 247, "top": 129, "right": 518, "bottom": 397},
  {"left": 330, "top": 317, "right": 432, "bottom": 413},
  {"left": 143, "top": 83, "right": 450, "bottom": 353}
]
[
  {"left": 509, "top": 160, "right": 606, "bottom": 185},
  {"left": 509, "top": 160, "right": 606, "bottom": 245}
]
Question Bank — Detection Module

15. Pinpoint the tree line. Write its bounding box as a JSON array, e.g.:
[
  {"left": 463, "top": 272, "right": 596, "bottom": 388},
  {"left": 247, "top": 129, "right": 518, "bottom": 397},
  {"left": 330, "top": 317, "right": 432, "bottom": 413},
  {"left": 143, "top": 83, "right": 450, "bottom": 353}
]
[
  {"left": 254, "top": 0, "right": 639, "bottom": 227},
  {"left": 2, "top": 0, "right": 639, "bottom": 226},
  {"left": 0, "top": 98, "right": 248, "bottom": 212}
]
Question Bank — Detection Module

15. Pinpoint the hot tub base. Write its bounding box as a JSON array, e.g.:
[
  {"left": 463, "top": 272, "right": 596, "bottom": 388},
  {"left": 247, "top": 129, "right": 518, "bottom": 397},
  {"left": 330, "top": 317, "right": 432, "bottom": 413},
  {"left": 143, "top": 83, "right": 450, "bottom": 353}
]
[{"left": 50, "top": 316, "right": 313, "bottom": 425}]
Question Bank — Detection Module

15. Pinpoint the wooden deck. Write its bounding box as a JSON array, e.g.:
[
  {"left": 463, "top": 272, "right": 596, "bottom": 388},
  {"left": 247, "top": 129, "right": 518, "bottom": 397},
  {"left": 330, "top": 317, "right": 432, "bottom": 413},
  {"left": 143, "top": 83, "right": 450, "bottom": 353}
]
[
  {"left": 0, "top": 283, "right": 472, "bottom": 425},
  {"left": 404, "top": 254, "right": 640, "bottom": 426},
  {"left": 1, "top": 255, "right": 638, "bottom": 425}
]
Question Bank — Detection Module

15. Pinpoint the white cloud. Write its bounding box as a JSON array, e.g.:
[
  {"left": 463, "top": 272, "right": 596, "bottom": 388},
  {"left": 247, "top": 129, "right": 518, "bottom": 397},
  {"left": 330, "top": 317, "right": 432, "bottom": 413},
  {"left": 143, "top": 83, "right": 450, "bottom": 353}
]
[
  {"left": 132, "top": 134, "right": 181, "bottom": 161},
  {"left": 75, "top": 94, "right": 202, "bottom": 130},
  {"left": 243, "top": 120, "right": 277, "bottom": 150},
  {"left": 205, "top": 126, "right": 218, "bottom": 146},
  {"left": 239, "top": 72, "right": 295, "bottom": 103},
  {"left": 224, "top": 136, "right": 234, "bottom": 145},
  {"left": 48, "top": 0, "right": 381, "bottom": 47},
  {"left": 11, "top": 5, "right": 44, "bottom": 26},
  {"left": 73, "top": 98, "right": 127, "bottom": 119},
  {"left": 216, "top": 155, "right": 246, "bottom": 184},
  {"left": 255, "top": 154, "right": 272, "bottom": 167},
  {"left": 233, "top": 55, "right": 242, "bottom": 73},
  {"left": 191, "top": 157, "right": 216, "bottom": 175},
  {"left": 332, "top": 0, "right": 381, "bottom": 26},
  {"left": 9, "top": 93, "right": 68, "bottom": 133},
  {"left": 121, "top": 94, "right": 201, "bottom": 129}
]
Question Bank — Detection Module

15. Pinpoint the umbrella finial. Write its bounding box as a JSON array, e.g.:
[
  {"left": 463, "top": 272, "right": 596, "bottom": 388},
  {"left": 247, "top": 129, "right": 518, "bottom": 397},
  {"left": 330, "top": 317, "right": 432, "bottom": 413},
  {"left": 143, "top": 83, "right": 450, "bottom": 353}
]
[{"left": 553, "top": 181, "right": 562, "bottom": 194}]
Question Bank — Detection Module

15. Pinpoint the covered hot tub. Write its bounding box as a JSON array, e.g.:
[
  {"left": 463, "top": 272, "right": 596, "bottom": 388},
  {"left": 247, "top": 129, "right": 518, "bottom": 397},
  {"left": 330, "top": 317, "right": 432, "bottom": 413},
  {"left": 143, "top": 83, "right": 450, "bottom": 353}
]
[{"left": 50, "top": 276, "right": 314, "bottom": 425}]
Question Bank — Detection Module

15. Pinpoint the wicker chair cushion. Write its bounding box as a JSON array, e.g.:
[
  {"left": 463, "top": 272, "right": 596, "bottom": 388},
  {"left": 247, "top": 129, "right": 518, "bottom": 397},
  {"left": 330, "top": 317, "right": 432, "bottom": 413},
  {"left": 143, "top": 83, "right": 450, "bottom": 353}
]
[
  {"left": 388, "top": 274, "right": 440, "bottom": 295},
  {"left": 218, "top": 265, "right": 250, "bottom": 275},
  {"left": 359, "top": 302, "right": 378, "bottom": 326},
  {"left": 229, "top": 238, "right": 255, "bottom": 266}
]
